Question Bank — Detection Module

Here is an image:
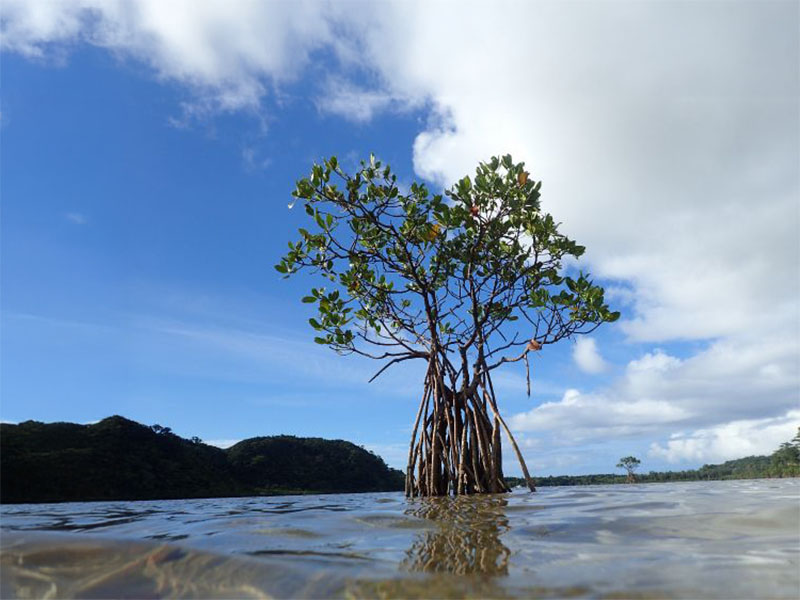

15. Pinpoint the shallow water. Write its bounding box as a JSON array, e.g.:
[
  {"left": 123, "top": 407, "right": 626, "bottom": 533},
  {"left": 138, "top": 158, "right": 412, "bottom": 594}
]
[{"left": 1, "top": 479, "right": 798, "bottom": 599}]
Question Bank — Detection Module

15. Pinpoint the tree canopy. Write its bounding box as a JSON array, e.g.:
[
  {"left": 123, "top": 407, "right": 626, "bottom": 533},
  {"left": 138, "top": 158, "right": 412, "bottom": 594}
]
[{"left": 277, "top": 154, "right": 617, "bottom": 370}]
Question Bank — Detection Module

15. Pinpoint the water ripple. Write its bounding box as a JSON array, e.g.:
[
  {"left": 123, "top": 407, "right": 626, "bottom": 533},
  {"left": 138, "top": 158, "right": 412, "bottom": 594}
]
[{"left": 1, "top": 480, "right": 798, "bottom": 599}]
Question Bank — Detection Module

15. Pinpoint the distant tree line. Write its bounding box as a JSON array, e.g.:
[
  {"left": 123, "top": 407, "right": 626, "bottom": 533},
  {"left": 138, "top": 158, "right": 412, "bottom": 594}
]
[
  {"left": 0, "top": 416, "right": 404, "bottom": 504},
  {"left": 506, "top": 429, "right": 800, "bottom": 488}
]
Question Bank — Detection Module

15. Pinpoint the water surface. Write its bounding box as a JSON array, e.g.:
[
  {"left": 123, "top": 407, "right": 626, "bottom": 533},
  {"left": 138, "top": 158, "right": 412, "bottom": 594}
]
[{"left": 1, "top": 479, "right": 798, "bottom": 598}]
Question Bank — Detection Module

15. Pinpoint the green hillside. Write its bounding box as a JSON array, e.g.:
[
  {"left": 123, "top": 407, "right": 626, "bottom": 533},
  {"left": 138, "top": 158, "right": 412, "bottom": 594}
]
[
  {"left": 0, "top": 416, "right": 404, "bottom": 504},
  {"left": 228, "top": 436, "right": 404, "bottom": 494}
]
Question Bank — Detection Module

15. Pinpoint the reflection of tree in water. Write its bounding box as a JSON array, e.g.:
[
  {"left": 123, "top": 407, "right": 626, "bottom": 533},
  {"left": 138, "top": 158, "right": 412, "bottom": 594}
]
[{"left": 403, "top": 494, "right": 510, "bottom": 575}]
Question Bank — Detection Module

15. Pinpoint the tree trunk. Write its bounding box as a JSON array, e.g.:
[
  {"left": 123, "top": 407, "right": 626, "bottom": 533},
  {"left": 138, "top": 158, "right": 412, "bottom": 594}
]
[{"left": 405, "top": 357, "right": 536, "bottom": 496}]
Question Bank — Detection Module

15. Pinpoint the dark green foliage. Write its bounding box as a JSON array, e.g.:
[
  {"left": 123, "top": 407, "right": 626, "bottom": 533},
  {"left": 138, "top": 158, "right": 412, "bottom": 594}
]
[
  {"left": 277, "top": 154, "right": 618, "bottom": 359},
  {"left": 228, "top": 436, "right": 403, "bottom": 494},
  {"left": 0, "top": 416, "right": 404, "bottom": 504},
  {"left": 1, "top": 416, "right": 241, "bottom": 503},
  {"left": 769, "top": 427, "right": 800, "bottom": 474},
  {"left": 616, "top": 456, "right": 641, "bottom": 482},
  {"left": 616, "top": 456, "right": 641, "bottom": 472}
]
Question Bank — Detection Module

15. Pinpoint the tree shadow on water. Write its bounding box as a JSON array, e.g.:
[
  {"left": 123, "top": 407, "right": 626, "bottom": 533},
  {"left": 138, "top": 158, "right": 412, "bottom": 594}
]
[{"left": 402, "top": 494, "right": 510, "bottom": 576}]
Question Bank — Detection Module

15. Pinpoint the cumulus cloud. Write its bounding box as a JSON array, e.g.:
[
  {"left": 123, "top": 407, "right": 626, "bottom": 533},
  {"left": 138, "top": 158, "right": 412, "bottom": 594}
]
[
  {"left": 510, "top": 340, "right": 799, "bottom": 457},
  {"left": 0, "top": 0, "right": 86, "bottom": 57},
  {"left": 346, "top": 1, "right": 799, "bottom": 345},
  {"left": 509, "top": 387, "right": 690, "bottom": 440},
  {"left": 649, "top": 410, "right": 800, "bottom": 463},
  {"left": 316, "top": 78, "right": 408, "bottom": 123},
  {"left": 572, "top": 338, "right": 608, "bottom": 374},
  {"left": 1, "top": 0, "right": 341, "bottom": 112}
]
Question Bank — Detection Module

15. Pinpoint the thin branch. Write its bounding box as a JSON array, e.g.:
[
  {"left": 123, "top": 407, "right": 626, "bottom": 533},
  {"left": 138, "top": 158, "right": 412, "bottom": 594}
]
[{"left": 368, "top": 352, "right": 429, "bottom": 383}]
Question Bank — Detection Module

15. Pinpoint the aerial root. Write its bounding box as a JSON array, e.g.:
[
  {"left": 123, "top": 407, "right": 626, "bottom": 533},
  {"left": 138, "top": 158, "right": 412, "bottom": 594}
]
[{"left": 405, "top": 359, "right": 534, "bottom": 497}]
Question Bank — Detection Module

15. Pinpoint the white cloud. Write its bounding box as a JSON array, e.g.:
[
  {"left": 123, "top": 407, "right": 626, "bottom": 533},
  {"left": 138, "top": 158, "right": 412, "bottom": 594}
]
[
  {"left": 510, "top": 338, "right": 799, "bottom": 443},
  {"left": 65, "top": 212, "right": 88, "bottom": 225},
  {"left": 509, "top": 388, "right": 690, "bottom": 440},
  {"left": 346, "top": 1, "right": 799, "bottom": 347},
  {"left": 0, "top": 0, "right": 86, "bottom": 57},
  {"left": 1, "top": 0, "right": 342, "bottom": 112},
  {"left": 316, "top": 78, "right": 400, "bottom": 123},
  {"left": 205, "top": 438, "right": 240, "bottom": 449},
  {"left": 573, "top": 337, "right": 608, "bottom": 374},
  {"left": 241, "top": 146, "right": 271, "bottom": 171},
  {"left": 649, "top": 410, "right": 800, "bottom": 464}
]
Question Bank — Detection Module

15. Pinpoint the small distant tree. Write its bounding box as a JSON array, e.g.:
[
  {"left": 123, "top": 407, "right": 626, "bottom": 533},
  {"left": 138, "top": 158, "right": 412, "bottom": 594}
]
[
  {"left": 617, "top": 456, "right": 641, "bottom": 483},
  {"left": 277, "top": 154, "right": 618, "bottom": 497},
  {"left": 150, "top": 424, "right": 172, "bottom": 435}
]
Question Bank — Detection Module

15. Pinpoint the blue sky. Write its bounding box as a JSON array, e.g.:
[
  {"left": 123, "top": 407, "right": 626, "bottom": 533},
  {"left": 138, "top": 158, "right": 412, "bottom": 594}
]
[{"left": 1, "top": 1, "right": 798, "bottom": 476}]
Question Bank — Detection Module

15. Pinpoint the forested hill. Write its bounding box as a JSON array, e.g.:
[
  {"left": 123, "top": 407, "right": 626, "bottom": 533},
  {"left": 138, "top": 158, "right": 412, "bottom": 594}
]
[
  {"left": 227, "top": 436, "right": 403, "bottom": 494},
  {"left": 0, "top": 416, "right": 404, "bottom": 504}
]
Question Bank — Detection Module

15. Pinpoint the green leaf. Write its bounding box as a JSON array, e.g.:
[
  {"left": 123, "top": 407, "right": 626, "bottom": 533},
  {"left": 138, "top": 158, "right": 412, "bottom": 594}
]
[{"left": 278, "top": 153, "right": 619, "bottom": 367}]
